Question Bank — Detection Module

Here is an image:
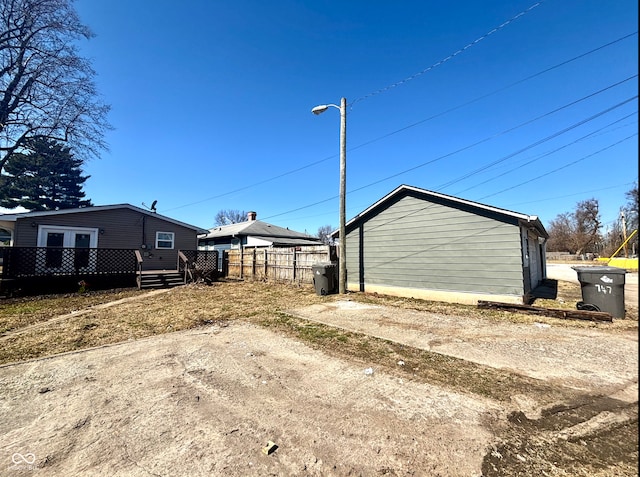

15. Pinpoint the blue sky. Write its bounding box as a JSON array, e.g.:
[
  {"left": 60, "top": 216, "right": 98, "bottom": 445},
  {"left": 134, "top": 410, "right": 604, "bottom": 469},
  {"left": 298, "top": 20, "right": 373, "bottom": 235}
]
[{"left": 68, "top": 0, "right": 637, "bottom": 235}]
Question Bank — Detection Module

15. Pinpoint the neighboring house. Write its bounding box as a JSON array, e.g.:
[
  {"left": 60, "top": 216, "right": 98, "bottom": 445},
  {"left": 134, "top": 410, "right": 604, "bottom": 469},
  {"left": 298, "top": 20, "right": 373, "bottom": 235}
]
[
  {"left": 198, "top": 211, "right": 323, "bottom": 267},
  {"left": 0, "top": 204, "right": 209, "bottom": 292},
  {"left": 331, "top": 185, "right": 548, "bottom": 305}
]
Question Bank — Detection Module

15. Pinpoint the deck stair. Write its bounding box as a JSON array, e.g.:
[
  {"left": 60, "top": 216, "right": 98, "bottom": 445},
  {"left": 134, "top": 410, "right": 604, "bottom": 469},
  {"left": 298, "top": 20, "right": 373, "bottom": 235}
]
[{"left": 138, "top": 271, "right": 184, "bottom": 289}]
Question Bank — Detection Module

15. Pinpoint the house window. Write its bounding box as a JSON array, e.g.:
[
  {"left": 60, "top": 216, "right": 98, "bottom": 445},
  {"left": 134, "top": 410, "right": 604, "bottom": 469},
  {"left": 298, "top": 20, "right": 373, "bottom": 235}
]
[{"left": 156, "top": 232, "right": 175, "bottom": 249}]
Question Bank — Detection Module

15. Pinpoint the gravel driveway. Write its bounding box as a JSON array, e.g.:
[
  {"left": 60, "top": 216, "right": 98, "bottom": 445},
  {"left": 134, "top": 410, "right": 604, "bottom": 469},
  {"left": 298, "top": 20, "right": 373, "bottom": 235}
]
[{"left": 1, "top": 322, "right": 499, "bottom": 477}]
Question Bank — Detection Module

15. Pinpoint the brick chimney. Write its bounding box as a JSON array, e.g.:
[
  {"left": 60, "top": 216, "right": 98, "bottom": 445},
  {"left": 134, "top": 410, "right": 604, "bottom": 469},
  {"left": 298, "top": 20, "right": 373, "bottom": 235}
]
[{"left": 247, "top": 211, "right": 257, "bottom": 221}]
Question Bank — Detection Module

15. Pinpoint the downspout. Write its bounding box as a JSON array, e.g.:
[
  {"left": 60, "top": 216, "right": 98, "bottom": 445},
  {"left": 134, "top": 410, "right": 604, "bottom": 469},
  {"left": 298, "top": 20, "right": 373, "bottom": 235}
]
[{"left": 141, "top": 214, "right": 146, "bottom": 249}]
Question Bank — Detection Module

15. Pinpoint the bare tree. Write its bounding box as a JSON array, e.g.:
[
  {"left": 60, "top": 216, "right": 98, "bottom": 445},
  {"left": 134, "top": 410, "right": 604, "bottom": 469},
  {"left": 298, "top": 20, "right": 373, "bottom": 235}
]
[
  {"left": 0, "top": 0, "right": 111, "bottom": 175},
  {"left": 600, "top": 221, "right": 624, "bottom": 257},
  {"left": 214, "top": 209, "right": 248, "bottom": 226},
  {"left": 316, "top": 224, "right": 334, "bottom": 245},
  {"left": 547, "top": 198, "right": 601, "bottom": 255},
  {"left": 623, "top": 182, "right": 638, "bottom": 231},
  {"left": 619, "top": 182, "right": 639, "bottom": 256},
  {"left": 573, "top": 199, "right": 601, "bottom": 255},
  {"left": 546, "top": 212, "right": 574, "bottom": 252}
]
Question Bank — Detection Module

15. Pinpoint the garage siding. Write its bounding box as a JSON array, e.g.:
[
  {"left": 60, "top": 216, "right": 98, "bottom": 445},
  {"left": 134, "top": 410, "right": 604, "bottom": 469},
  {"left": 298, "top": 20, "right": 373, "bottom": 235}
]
[{"left": 346, "top": 195, "right": 525, "bottom": 296}]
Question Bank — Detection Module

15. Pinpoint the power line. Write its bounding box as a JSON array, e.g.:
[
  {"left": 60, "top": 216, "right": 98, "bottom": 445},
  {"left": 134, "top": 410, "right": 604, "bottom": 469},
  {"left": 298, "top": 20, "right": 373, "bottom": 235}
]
[
  {"left": 349, "top": 94, "right": 638, "bottom": 197},
  {"left": 261, "top": 96, "right": 637, "bottom": 222},
  {"left": 434, "top": 77, "right": 638, "bottom": 190},
  {"left": 264, "top": 195, "right": 337, "bottom": 220},
  {"left": 346, "top": 32, "right": 638, "bottom": 152},
  {"left": 453, "top": 113, "right": 638, "bottom": 195},
  {"left": 350, "top": 1, "right": 545, "bottom": 106},
  {"left": 288, "top": 182, "right": 636, "bottom": 236},
  {"left": 162, "top": 153, "right": 336, "bottom": 212},
  {"left": 161, "top": 32, "right": 636, "bottom": 216},
  {"left": 504, "top": 182, "right": 636, "bottom": 208},
  {"left": 479, "top": 133, "right": 638, "bottom": 200}
]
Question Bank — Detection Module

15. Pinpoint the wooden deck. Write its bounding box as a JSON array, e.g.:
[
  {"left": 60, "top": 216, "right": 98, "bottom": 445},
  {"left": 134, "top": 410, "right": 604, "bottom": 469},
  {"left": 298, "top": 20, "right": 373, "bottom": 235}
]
[{"left": 1, "top": 248, "right": 218, "bottom": 295}]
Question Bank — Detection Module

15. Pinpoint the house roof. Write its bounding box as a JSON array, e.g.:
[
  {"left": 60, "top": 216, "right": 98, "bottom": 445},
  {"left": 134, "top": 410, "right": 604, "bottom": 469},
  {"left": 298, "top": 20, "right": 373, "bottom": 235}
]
[
  {"left": 333, "top": 184, "right": 548, "bottom": 238},
  {"left": 200, "top": 219, "right": 323, "bottom": 245},
  {"left": 0, "top": 204, "right": 208, "bottom": 234}
]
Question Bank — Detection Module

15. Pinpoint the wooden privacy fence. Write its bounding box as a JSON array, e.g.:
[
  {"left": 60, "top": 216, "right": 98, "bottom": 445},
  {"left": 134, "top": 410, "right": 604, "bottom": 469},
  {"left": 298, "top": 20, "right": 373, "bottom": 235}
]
[{"left": 225, "top": 245, "right": 337, "bottom": 284}]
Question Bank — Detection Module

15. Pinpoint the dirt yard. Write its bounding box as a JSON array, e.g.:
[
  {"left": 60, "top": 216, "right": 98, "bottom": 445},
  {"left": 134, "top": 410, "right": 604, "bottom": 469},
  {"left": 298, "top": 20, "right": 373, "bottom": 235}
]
[{"left": 0, "top": 278, "right": 638, "bottom": 476}]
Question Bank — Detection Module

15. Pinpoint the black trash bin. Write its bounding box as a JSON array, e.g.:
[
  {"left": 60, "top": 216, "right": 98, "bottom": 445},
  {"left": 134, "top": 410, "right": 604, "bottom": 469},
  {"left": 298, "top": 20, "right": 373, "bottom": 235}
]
[
  {"left": 312, "top": 262, "right": 337, "bottom": 296},
  {"left": 572, "top": 266, "right": 626, "bottom": 318}
]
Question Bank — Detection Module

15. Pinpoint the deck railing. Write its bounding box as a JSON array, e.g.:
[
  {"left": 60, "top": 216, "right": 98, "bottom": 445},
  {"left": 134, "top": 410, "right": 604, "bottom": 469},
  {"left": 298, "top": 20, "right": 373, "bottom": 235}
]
[
  {"left": 1, "top": 247, "right": 137, "bottom": 278},
  {"left": 179, "top": 249, "right": 218, "bottom": 283},
  {"left": 1, "top": 247, "right": 218, "bottom": 295},
  {"left": 178, "top": 251, "right": 192, "bottom": 284}
]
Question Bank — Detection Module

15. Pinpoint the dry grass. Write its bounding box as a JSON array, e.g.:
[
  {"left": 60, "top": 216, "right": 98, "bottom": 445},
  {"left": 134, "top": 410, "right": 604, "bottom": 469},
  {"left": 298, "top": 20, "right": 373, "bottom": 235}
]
[
  {"left": 0, "top": 288, "right": 146, "bottom": 334},
  {"left": 261, "top": 311, "right": 572, "bottom": 404},
  {"left": 1, "top": 278, "right": 635, "bottom": 381},
  {"left": 0, "top": 281, "right": 327, "bottom": 364}
]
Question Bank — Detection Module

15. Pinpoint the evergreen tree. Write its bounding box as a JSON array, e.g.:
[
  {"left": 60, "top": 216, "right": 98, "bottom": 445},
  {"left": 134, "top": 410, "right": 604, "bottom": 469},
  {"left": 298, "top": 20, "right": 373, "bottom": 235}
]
[{"left": 0, "top": 138, "right": 92, "bottom": 211}]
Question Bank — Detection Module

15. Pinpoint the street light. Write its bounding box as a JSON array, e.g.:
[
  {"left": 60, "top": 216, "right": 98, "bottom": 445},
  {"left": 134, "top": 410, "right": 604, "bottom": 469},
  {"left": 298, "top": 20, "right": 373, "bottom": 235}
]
[{"left": 312, "top": 97, "right": 347, "bottom": 294}]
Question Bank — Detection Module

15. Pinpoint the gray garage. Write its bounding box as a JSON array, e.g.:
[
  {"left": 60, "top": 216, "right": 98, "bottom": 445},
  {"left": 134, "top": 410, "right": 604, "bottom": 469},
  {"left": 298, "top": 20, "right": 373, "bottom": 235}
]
[{"left": 334, "top": 184, "right": 548, "bottom": 305}]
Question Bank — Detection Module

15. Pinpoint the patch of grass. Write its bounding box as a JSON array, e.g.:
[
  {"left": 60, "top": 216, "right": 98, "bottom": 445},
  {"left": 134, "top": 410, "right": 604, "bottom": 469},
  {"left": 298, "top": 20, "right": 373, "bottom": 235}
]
[
  {"left": 0, "top": 288, "right": 145, "bottom": 334},
  {"left": 262, "top": 311, "right": 571, "bottom": 405},
  {"left": 0, "top": 281, "right": 329, "bottom": 365},
  {"left": 264, "top": 312, "right": 349, "bottom": 345}
]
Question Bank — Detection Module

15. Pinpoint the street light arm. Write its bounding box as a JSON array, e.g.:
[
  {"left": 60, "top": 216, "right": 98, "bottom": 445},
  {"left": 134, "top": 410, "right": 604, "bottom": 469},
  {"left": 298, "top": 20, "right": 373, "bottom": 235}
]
[{"left": 311, "top": 103, "right": 340, "bottom": 115}]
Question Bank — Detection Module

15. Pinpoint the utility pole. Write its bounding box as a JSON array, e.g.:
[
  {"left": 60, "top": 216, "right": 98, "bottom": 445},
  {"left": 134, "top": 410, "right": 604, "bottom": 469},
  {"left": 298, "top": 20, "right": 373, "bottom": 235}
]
[
  {"left": 338, "top": 97, "right": 347, "bottom": 294},
  {"left": 620, "top": 210, "right": 629, "bottom": 258},
  {"left": 311, "top": 97, "right": 348, "bottom": 294}
]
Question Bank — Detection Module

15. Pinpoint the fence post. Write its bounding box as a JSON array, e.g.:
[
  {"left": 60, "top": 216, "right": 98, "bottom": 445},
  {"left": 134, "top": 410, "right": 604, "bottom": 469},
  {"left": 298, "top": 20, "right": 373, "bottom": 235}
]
[
  {"left": 292, "top": 247, "right": 297, "bottom": 282},
  {"left": 252, "top": 248, "right": 256, "bottom": 279},
  {"left": 264, "top": 249, "right": 268, "bottom": 279},
  {"left": 240, "top": 247, "right": 244, "bottom": 279}
]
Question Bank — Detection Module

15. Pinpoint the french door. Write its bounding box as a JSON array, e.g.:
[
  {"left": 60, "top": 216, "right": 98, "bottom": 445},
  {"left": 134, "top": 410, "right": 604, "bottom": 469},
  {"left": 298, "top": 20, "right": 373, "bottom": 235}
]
[{"left": 36, "top": 226, "right": 98, "bottom": 273}]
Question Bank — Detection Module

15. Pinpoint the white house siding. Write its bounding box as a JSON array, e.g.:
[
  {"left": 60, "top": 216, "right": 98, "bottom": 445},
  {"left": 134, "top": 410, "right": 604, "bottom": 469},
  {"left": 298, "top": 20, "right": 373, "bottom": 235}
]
[
  {"left": 345, "top": 194, "right": 526, "bottom": 303},
  {"left": 246, "top": 237, "right": 272, "bottom": 247}
]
